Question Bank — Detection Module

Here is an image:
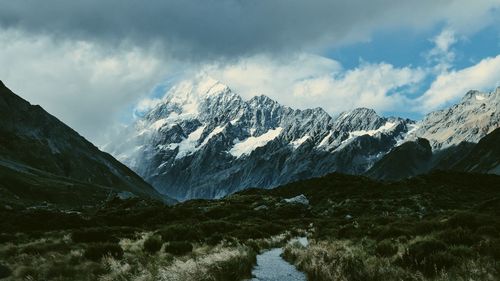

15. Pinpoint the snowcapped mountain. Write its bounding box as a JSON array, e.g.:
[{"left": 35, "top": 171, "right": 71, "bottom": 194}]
[
  {"left": 367, "top": 87, "right": 500, "bottom": 181},
  {"left": 109, "top": 76, "right": 413, "bottom": 200},
  {"left": 107, "top": 75, "right": 499, "bottom": 200},
  {"left": 408, "top": 87, "right": 500, "bottom": 150}
]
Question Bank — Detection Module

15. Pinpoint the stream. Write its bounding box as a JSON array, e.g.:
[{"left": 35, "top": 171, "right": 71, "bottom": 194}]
[{"left": 248, "top": 237, "right": 308, "bottom": 281}]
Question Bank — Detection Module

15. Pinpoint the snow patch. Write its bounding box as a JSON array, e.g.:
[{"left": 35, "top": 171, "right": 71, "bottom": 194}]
[
  {"left": 150, "top": 119, "right": 168, "bottom": 130},
  {"left": 349, "top": 122, "right": 396, "bottom": 138},
  {"left": 174, "top": 125, "right": 206, "bottom": 159},
  {"left": 318, "top": 132, "right": 333, "bottom": 147},
  {"left": 230, "top": 127, "right": 283, "bottom": 158},
  {"left": 157, "top": 125, "right": 226, "bottom": 159},
  {"left": 290, "top": 135, "right": 310, "bottom": 149},
  {"left": 199, "top": 125, "right": 225, "bottom": 147},
  {"left": 475, "top": 94, "right": 486, "bottom": 101},
  {"left": 397, "top": 123, "right": 420, "bottom": 146}
]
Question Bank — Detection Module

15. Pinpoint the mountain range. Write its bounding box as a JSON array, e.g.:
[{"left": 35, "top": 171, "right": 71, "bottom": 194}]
[{"left": 106, "top": 76, "right": 500, "bottom": 201}]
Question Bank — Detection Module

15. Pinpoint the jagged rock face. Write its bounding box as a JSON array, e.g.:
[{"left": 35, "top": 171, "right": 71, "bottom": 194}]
[
  {"left": 409, "top": 88, "right": 500, "bottom": 150},
  {"left": 108, "top": 75, "right": 499, "bottom": 200},
  {"left": 110, "top": 77, "right": 413, "bottom": 201}
]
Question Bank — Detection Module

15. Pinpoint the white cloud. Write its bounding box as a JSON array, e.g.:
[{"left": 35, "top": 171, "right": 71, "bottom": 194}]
[
  {"left": 134, "top": 97, "right": 162, "bottom": 117},
  {"left": 418, "top": 54, "right": 500, "bottom": 111},
  {"left": 426, "top": 28, "right": 458, "bottom": 73},
  {"left": 0, "top": 28, "right": 176, "bottom": 143},
  {"left": 206, "top": 55, "right": 425, "bottom": 115}
]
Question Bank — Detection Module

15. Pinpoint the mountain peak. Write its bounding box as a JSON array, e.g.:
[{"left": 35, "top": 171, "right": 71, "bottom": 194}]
[
  {"left": 164, "top": 75, "right": 232, "bottom": 103},
  {"left": 461, "top": 90, "right": 483, "bottom": 102},
  {"left": 248, "top": 94, "right": 280, "bottom": 107},
  {"left": 337, "top": 107, "right": 381, "bottom": 123}
]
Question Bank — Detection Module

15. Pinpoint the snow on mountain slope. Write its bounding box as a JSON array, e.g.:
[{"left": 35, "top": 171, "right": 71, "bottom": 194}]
[
  {"left": 230, "top": 127, "right": 283, "bottom": 157},
  {"left": 408, "top": 87, "right": 500, "bottom": 150},
  {"left": 107, "top": 75, "right": 498, "bottom": 200},
  {"left": 108, "top": 76, "right": 413, "bottom": 200}
]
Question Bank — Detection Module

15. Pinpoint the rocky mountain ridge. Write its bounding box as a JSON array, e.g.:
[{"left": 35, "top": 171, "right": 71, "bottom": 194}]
[{"left": 108, "top": 76, "right": 500, "bottom": 201}]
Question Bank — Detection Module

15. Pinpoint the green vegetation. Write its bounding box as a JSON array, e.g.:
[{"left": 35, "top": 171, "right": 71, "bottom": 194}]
[
  {"left": 0, "top": 171, "right": 499, "bottom": 280},
  {"left": 164, "top": 241, "right": 193, "bottom": 255},
  {"left": 143, "top": 235, "right": 163, "bottom": 254}
]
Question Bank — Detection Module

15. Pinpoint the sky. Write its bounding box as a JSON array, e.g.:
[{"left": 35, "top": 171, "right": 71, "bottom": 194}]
[{"left": 0, "top": 0, "right": 499, "bottom": 145}]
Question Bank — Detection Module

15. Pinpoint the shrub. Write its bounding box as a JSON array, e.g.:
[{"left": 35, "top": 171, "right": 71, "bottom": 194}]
[
  {"left": 423, "top": 252, "right": 458, "bottom": 276},
  {"left": 375, "top": 240, "right": 398, "bottom": 257},
  {"left": 341, "top": 256, "right": 370, "bottom": 281},
  {"left": 199, "top": 220, "right": 234, "bottom": 236},
  {"left": 447, "top": 212, "right": 491, "bottom": 230},
  {"left": 0, "top": 264, "right": 11, "bottom": 279},
  {"left": 0, "top": 234, "right": 15, "bottom": 243},
  {"left": 206, "top": 233, "right": 224, "bottom": 246},
  {"left": 205, "top": 206, "right": 232, "bottom": 219},
  {"left": 475, "top": 226, "right": 499, "bottom": 237},
  {"left": 143, "top": 235, "right": 163, "bottom": 254},
  {"left": 20, "top": 242, "right": 70, "bottom": 255},
  {"left": 414, "top": 220, "right": 442, "bottom": 235},
  {"left": 164, "top": 241, "right": 192, "bottom": 256},
  {"left": 72, "top": 228, "right": 118, "bottom": 243},
  {"left": 400, "top": 239, "right": 452, "bottom": 276},
  {"left": 437, "top": 228, "right": 478, "bottom": 246},
  {"left": 84, "top": 243, "right": 124, "bottom": 261},
  {"left": 478, "top": 239, "right": 500, "bottom": 260},
  {"left": 376, "top": 225, "right": 411, "bottom": 240},
  {"left": 448, "top": 245, "right": 474, "bottom": 258},
  {"left": 159, "top": 224, "right": 201, "bottom": 242},
  {"left": 230, "top": 227, "right": 266, "bottom": 240}
]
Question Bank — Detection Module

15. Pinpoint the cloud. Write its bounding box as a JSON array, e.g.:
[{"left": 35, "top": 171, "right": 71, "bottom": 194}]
[
  {"left": 180, "top": 55, "right": 426, "bottom": 115},
  {"left": 426, "top": 28, "right": 458, "bottom": 73},
  {"left": 0, "top": 0, "right": 499, "bottom": 61},
  {"left": 418, "top": 54, "right": 500, "bottom": 111},
  {"left": 0, "top": 29, "right": 176, "bottom": 143}
]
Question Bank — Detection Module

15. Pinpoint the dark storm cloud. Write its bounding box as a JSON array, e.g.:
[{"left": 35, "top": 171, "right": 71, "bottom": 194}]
[{"left": 1, "top": 0, "right": 497, "bottom": 61}]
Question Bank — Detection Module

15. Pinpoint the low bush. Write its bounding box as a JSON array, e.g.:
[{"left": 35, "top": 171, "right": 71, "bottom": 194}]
[
  {"left": 72, "top": 228, "right": 118, "bottom": 243},
  {"left": 84, "top": 243, "right": 124, "bottom": 261},
  {"left": 20, "top": 242, "right": 70, "bottom": 255},
  {"left": 159, "top": 224, "right": 201, "bottom": 242},
  {"left": 478, "top": 239, "right": 500, "bottom": 260},
  {"left": 399, "top": 239, "right": 453, "bottom": 276},
  {"left": 414, "top": 220, "right": 442, "bottom": 235},
  {"left": 143, "top": 235, "right": 163, "bottom": 254},
  {"left": 0, "top": 264, "right": 11, "bottom": 279},
  {"left": 447, "top": 212, "right": 491, "bottom": 230},
  {"left": 376, "top": 225, "right": 411, "bottom": 240},
  {"left": 375, "top": 239, "right": 398, "bottom": 257},
  {"left": 230, "top": 227, "right": 266, "bottom": 240},
  {"left": 199, "top": 220, "right": 234, "bottom": 236},
  {"left": 0, "top": 234, "right": 15, "bottom": 243},
  {"left": 437, "top": 228, "right": 478, "bottom": 246},
  {"left": 448, "top": 245, "right": 474, "bottom": 258},
  {"left": 475, "top": 225, "right": 499, "bottom": 237},
  {"left": 423, "top": 252, "right": 459, "bottom": 276},
  {"left": 206, "top": 233, "right": 224, "bottom": 246},
  {"left": 164, "top": 241, "right": 193, "bottom": 256}
]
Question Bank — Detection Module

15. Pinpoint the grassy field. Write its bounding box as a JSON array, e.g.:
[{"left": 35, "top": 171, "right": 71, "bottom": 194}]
[{"left": 0, "top": 171, "right": 499, "bottom": 280}]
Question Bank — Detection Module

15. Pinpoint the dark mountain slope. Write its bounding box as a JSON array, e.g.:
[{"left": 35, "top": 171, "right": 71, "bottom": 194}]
[
  {"left": 365, "top": 138, "right": 432, "bottom": 180},
  {"left": 451, "top": 127, "right": 500, "bottom": 175},
  {"left": 0, "top": 80, "right": 168, "bottom": 206}
]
